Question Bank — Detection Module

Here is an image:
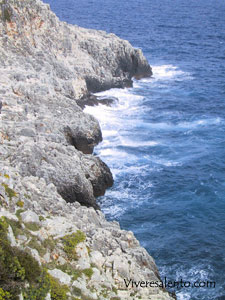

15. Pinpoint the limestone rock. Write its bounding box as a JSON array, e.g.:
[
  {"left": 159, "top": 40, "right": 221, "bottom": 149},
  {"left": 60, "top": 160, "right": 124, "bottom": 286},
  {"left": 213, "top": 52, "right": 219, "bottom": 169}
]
[
  {"left": 48, "top": 269, "right": 71, "bottom": 285},
  {"left": 11, "top": 142, "right": 113, "bottom": 209},
  {"left": 0, "top": 0, "right": 175, "bottom": 299},
  {"left": 21, "top": 210, "right": 39, "bottom": 224},
  {"left": 7, "top": 225, "right": 17, "bottom": 247},
  {"left": 0, "top": 0, "right": 151, "bottom": 209}
]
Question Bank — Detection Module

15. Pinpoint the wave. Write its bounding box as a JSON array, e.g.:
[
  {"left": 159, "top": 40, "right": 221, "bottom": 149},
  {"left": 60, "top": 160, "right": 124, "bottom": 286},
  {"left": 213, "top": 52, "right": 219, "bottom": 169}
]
[
  {"left": 95, "top": 87, "right": 144, "bottom": 107},
  {"left": 145, "top": 156, "right": 182, "bottom": 167},
  {"left": 98, "top": 148, "right": 128, "bottom": 157},
  {"left": 102, "top": 130, "right": 118, "bottom": 137},
  {"left": 177, "top": 293, "right": 191, "bottom": 300},
  {"left": 137, "top": 117, "right": 222, "bottom": 131},
  {"left": 84, "top": 87, "right": 145, "bottom": 127},
  {"left": 139, "top": 64, "right": 193, "bottom": 82},
  {"left": 119, "top": 138, "right": 159, "bottom": 147},
  {"left": 160, "top": 263, "right": 216, "bottom": 300}
]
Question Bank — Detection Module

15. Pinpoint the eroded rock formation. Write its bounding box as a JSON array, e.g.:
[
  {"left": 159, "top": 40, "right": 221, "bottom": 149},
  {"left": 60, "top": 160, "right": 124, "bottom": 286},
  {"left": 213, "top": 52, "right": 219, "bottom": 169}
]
[
  {"left": 0, "top": 0, "right": 152, "bottom": 208},
  {"left": 0, "top": 0, "right": 176, "bottom": 299}
]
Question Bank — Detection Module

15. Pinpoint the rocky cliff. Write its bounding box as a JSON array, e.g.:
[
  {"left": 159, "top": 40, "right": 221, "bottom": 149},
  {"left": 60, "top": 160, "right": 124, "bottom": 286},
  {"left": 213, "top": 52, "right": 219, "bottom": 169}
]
[{"left": 0, "top": 0, "right": 175, "bottom": 299}]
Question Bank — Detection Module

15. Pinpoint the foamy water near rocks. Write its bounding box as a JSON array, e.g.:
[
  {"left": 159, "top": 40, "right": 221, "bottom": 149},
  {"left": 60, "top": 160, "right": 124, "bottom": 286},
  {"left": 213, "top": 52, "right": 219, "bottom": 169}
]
[{"left": 0, "top": 0, "right": 175, "bottom": 299}]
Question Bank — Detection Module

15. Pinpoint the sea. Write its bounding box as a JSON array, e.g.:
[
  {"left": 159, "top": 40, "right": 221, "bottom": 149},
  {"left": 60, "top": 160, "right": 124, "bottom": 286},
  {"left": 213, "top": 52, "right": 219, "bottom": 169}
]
[{"left": 43, "top": 0, "right": 225, "bottom": 299}]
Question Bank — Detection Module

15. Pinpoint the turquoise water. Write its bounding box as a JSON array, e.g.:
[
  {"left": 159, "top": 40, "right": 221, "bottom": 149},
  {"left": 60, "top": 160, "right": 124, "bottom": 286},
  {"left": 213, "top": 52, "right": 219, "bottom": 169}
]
[{"left": 44, "top": 0, "right": 225, "bottom": 299}]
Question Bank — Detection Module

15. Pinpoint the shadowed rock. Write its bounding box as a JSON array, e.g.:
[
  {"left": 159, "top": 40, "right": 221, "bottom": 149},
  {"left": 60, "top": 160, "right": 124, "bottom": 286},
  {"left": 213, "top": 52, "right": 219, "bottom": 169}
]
[
  {"left": 0, "top": 0, "right": 151, "bottom": 209},
  {"left": 64, "top": 123, "right": 102, "bottom": 155},
  {"left": 82, "top": 156, "right": 114, "bottom": 197},
  {"left": 76, "top": 94, "right": 118, "bottom": 109},
  {"left": 11, "top": 142, "right": 113, "bottom": 209}
]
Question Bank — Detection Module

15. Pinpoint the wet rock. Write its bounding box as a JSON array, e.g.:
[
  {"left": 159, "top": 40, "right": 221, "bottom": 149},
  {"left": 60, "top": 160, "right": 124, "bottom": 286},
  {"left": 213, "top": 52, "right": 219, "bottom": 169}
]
[{"left": 76, "top": 94, "right": 118, "bottom": 109}]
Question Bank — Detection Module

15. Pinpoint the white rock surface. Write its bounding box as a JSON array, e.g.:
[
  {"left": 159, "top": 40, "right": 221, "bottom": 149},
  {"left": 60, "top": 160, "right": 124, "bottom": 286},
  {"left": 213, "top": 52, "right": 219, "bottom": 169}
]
[
  {"left": 7, "top": 225, "right": 17, "bottom": 247},
  {"left": 21, "top": 210, "right": 39, "bottom": 224},
  {"left": 48, "top": 269, "right": 71, "bottom": 285}
]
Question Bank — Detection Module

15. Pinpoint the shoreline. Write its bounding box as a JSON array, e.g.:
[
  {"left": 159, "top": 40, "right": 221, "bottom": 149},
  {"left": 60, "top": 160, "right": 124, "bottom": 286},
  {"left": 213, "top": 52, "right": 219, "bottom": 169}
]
[{"left": 0, "top": 0, "right": 176, "bottom": 299}]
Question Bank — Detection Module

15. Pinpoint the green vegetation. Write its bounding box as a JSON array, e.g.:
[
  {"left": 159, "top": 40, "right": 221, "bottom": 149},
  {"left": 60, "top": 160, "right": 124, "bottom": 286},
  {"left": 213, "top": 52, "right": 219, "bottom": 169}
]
[
  {"left": 1, "top": 183, "right": 17, "bottom": 201},
  {"left": 24, "top": 193, "right": 31, "bottom": 199},
  {"left": 0, "top": 217, "right": 37, "bottom": 298},
  {"left": 39, "top": 215, "right": 45, "bottom": 222},
  {"left": 0, "top": 288, "right": 11, "bottom": 300},
  {"left": 82, "top": 268, "right": 93, "bottom": 279},
  {"left": 72, "top": 287, "right": 82, "bottom": 297},
  {"left": 49, "top": 276, "right": 69, "bottom": 300},
  {"left": 4, "top": 217, "right": 23, "bottom": 238},
  {"left": 28, "top": 237, "right": 47, "bottom": 257},
  {"left": 112, "top": 286, "right": 118, "bottom": 295},
  {"left": 58, "top": 264, "right": 93, "bottom": 281},
  {"left": 58, "top": 264, "right": 82, "bottom": 281},
  {"left": 16, "top": 200, "right": 24, "bottom": 208},
  {"left": 100, "top": 287, "right": 109, "bottom": 299},
  {"left": 3, "top": 7, "right": 11, "bottom": 22},
  {"left": 15, "top": 209, "right": 24, "bottom": 220},
  {"left": 42, "top": 237, "right": 56, "bottom": 252},
  {"left": 87, "top": 246, "right": 91, "bottom": 256},
  {"left": 0, "top": 217, "right": 72, "bottom": 300},
  {"left": 0, "top": 217, "right": 48, "bottom": 299},
  {"left": 62, "top": 231, "right": 85, "bottom": 260},
  {"left": 25, "top": 222, "right": 40, "bottom": 231},
  {"left": 23, "top": 270, "right": 50, "bottom": 300}
]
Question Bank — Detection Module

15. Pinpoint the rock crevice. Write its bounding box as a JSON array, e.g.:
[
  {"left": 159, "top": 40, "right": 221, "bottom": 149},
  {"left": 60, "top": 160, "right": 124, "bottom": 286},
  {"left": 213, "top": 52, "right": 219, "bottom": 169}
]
[
  {"left": 0, "top": 0, "right": 152, "bottom": 208},
  {"left": 0, "top": 0, "right": 176, "bottom": 299}
]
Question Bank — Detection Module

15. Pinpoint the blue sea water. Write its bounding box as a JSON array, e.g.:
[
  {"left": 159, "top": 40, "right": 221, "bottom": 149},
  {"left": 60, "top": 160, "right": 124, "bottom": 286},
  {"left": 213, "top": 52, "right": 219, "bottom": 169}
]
[{"left": 43, "top": 0, "right": 225, "bottom": 299}]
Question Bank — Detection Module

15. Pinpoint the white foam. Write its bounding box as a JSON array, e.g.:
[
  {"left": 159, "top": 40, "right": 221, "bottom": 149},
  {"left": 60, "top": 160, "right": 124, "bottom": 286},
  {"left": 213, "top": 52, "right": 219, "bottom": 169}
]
[
  {"left": 98, "top": 148, "right": 136, "bottom": 162},
  {"left": 153, "top": 64, "right": 187, "bottom": 79},
  {"left": 110, "top": 164, "right": 154, "bottom": 178},
  {"left": 95, "top": 88, "right": 144, "bottom": 102},
  {"left": 177, "top": 292, "right": 191, "bottom": 300},
  {"left": 150, "top": 157, "right": 182, "bottom": 167},
  {"left": 138, "top": 117, "right": 222, "bottom": 131},
  {"left": 84, "top": 88, "right": 146, "bottom": 130},
  {"left": 119, "top": 137, "right": 159, "bottom": 147},
  {"left": 102, "top": 130, "right": 118, "bottom": 137},
  {"left": 98, "top": 148, "right": 122, "bottom": 157},
  {"left": 140, "top": 64, "right": 192, "bottom": 83},
  {"left": 102, "top": 204, "right": 125, "bottom": 219}
]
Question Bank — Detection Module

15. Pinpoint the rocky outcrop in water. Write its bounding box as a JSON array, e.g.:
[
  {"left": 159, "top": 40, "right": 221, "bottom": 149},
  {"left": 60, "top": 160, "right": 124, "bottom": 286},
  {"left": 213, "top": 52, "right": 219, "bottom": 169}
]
[{"left": 0, "top": 0, "right": 175, "bottom": 299}]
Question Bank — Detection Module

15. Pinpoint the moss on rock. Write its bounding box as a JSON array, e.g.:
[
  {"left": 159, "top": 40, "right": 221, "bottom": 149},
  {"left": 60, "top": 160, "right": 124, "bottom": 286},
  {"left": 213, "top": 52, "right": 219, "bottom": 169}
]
[
  {"left": 62, "top": 231, "right": 86, "bottom": 260},
  {"left": 1, "top": 183, "right": 17, "bottom": 201}
]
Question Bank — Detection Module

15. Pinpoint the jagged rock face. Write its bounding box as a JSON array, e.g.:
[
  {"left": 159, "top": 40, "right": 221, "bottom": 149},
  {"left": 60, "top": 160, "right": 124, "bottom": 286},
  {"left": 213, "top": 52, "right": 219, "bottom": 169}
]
[
  {"left": 0, "top": 0, "right": 152, "bottom": 93},
  {"left": 0, "top": 0, "right": 151, "bottom": 208},
  {"left": 0, "top": 1, "right": 175, "bottom": 299},
  {"left": 0, "top": 172, "right": 175, "bottom": 300}
]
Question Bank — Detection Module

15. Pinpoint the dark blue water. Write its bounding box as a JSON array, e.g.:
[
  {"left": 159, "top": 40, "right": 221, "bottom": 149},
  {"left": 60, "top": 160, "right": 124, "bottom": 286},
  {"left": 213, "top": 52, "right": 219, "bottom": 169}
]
[{"left": 44, "top": 0, "right": 225, "bottom": 299}]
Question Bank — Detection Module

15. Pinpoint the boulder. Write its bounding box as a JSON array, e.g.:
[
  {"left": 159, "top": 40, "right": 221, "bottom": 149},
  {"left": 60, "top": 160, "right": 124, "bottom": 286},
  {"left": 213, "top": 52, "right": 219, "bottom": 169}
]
[
  {"left": 21, "top": 210, "right": 39, "bottom": 224},
  {"left": 48, "top": 269, "right": 71, "bottom": 285}
]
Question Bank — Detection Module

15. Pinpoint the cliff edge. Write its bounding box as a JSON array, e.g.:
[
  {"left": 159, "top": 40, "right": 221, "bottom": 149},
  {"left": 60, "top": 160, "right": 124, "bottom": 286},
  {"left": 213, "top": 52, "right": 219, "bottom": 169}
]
[
  {"left": 0, "top": 0, "right": 152, "bottom": 209},
  {"left": 0, "top": 0, "right": 175, "bottom": 299}
]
